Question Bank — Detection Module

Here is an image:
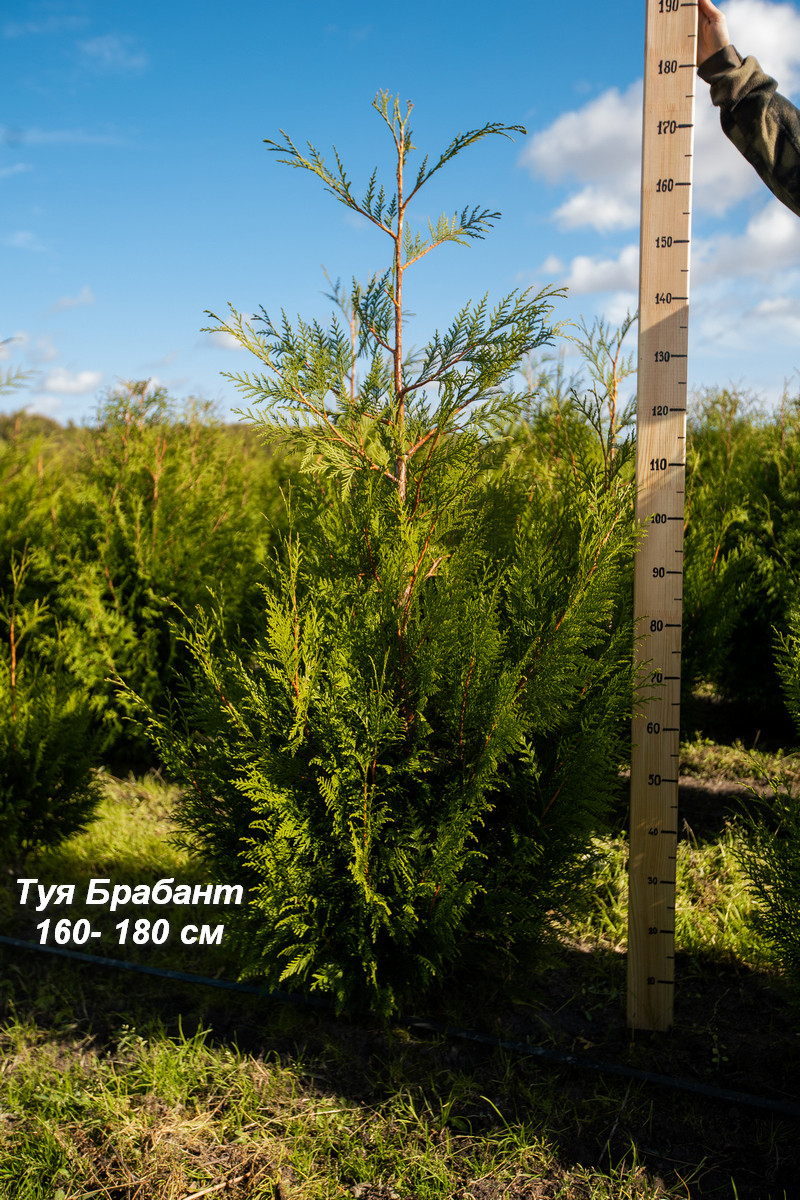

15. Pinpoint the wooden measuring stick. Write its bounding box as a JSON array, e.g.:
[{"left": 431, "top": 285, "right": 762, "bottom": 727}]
[{"left": 628, "top": 0, "right": 698, "bottom": 1032}]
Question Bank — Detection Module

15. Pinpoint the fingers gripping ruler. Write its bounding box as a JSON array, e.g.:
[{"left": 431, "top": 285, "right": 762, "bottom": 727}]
[{"left": 628, "top": 0, "right": 697, "bottom": 1031}]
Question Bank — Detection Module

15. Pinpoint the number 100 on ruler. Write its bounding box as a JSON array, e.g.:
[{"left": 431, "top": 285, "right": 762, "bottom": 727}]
[{"left": 628, "top": 0, "right": 697, "bottom": 1032}]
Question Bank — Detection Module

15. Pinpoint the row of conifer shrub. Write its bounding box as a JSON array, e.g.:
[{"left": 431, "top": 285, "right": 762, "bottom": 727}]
[
  {"left": 2, "top": 368, "right": 799, "bottom": 1010},
  {"left": 0, "top": 381, "right": 293, "bottom": 870},
  {"left": 0, "top": 383, "right": 291, "bottom": 762}
]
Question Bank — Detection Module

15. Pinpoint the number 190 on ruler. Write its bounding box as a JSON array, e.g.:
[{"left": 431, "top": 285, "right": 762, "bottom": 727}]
[{"left": 628, "top": 0, "right": 697, "bottom": 1032}]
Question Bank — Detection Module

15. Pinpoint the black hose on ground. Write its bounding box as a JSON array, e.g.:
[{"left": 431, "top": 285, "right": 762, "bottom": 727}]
[{"left": 2, "top": 934, "right": 799, "bottom": 1119}]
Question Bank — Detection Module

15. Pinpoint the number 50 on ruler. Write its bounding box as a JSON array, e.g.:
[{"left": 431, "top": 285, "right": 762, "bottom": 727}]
[{"left": 628, "top": 0, "right": 697, "bottom": 1032}]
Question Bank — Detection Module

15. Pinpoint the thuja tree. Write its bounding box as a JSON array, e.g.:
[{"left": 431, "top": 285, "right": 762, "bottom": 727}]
[
  {"left": 734, "top": 613, "right": 800, "bottom": 1010},
  {"left": 681, "top": 388, "right": 800, "bottom": 733},
  {"left": 0, "top": 368, "right": 100, "bottom": 872},
  {"left": 141, "top": 94, "right": 640, "bottom": 1014},
  {"left": 484, "top": 315, "right": 640, "bottom": 798},
  {"left": 681, "top": 389, "right": 774, "bottom": 715},
  {"left": 55, "top": 381, "right": 286, "bottom": 764},
  {"left": 0, "top": 551, "right": 102, "bottom": 873}
]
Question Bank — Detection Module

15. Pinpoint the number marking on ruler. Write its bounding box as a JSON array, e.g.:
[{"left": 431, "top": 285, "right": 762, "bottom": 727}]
[{"left": 628, "top": 0, "right": 697, "bottom": 1032}]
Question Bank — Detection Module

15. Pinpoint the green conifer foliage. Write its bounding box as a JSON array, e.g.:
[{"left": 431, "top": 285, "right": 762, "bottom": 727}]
[
  {"left": 0, "top": 362, "right": 100, "bottom": 870},
  {"left": 0, "top": 378, "right": 291, "bottom": 770},
  {"left": 734, "top": 615, "right": 800, "bottom": 1009},
  {"left": 681, "top": 388, "right": 800, "bottom": 726},
  {"left": 0, "top": 552, "right": 102, "bottom": 872},
  {"left": 56, "top": 383, "right": 284, "bottom": 763},
  {"left": 140, "top": 94, "right": 639, "bottom": 1014}
]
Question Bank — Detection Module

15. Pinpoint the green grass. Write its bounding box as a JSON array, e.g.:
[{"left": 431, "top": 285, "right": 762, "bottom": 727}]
[
  {"left": 567, "top": 822, "right": 771, "bottom": 968},
  {"left": 678, "top": 735, "right": 800, "bottom": 787},
  {"left": 0, "top": 1014, "right": 705, "bottom": 1200},
  {"left": 0, "top": 756, "right": 796, "bottom": 1199},
  {"left": 7, "top": 769, "right": 244, "bottom": 981},
  {"left": 35, "top": 770, "right": 189, "bottom": 880}
]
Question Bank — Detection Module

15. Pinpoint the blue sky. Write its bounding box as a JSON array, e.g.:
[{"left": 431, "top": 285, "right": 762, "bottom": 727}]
[{"left": 3, "top": 0, "right": 800, "bottom": 425}]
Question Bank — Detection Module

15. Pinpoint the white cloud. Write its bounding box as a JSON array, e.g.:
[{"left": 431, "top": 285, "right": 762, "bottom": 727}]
[
  {"left": 754, "top": 296, "right": 794, "bottom": 314},
  {"left": 520, "top": 1, "right": 800, "bottom": 232},
  {"left": 202, "top": 330, "right": 246, "bottom": 351},
  {"left": 3, "top": 15, "right": 87, "bottom": 38},
  {"left": 521, "top": 79, "right": 759, "bottom": 230},
  {"left": 554, "top": 187, "right": 639, "bottom": 233},
  {"left": 147, "top": 349, "right": 181, "bottom": 367},
  {"left": 692, "top": 100, "right": 758, "bottom": 216},
  {"left": 749, "top": 294, "right": 800, "bottom": 338},
  {"left": 737, "top": 199, "right": 800, "bottom": 265},
  {"left": 539, "top": 255, "right": 565, "bottom": 275},
  {"left": 602, "top": 292, "right": 640, "bottom": 328},
  {"left": 694, "top": 199, "right": 800, "bottom": 281},
  {"left": 521, "top": 81, "right": 642, "bottom": 189},
  {"left": 43, "top": 368, "right": 102, "bottom": 395},
  {"left": 546, "top": 244, "right": 640, "bottom": 295},
  {"left": 19, "top": 394, "right": 63, "bottom": 418},
  {"left": 1, "top": 125, "right": 122, "bottom": 147},
  {"left": 724, "top": 0, "right": 800, "bottom": 93},
  {"left": 79, "top": 34, "right": 148, "bottom": 73},
  {"left": 520, "top": 81, "right": 643, "bottom": 233},
  {"left": 29, "top": 336, "right": 60, "bottom": 365},
  {"left": 49, "top": 285, "right": 95, "bottom": 314},
  {"left": 0, "top": 163, "right": 32, "bottom": 180},
  {"left": 3, "top": 230, "right": 45, "bottom": 251}
]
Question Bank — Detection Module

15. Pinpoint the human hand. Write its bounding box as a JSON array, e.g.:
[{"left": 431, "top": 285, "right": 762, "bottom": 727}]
[{"left": 697, "top": 0, "right": 730, "bottom": 66}]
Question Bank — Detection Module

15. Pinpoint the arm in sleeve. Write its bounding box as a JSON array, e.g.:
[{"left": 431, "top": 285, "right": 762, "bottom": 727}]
[{"left": 699, "top": 45, "right": 800, "bottom": 217}]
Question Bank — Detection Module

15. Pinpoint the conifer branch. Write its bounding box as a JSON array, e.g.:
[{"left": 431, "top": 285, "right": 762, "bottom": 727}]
[
  {"left": 402, "top": 206, "right": 501, "bottom": 268},
  {"left": 404, "top": 121, "right": 527, "bottom": 206},
  {"left": 264, "top": 131, "right": 394, "bottom": 237},
  {"left": 427, "top": 883, "right": 441, "bottom": 917},
  {"left": 458, "top": 657, "right": 476, "bottom": 761},
  {"left": 398, "top": 520, "right": 439, "bottom": 629},
  {"left": 409, "top": 429, "right": 443, "bottom": 518},
  {"left": 9, "top": 610, "right": 16, "bottom": 725},
  {"left": 363, "top": 529, "right": 382, "bottom": 588},
  {"left": 393, "top": 100, "right": 407, "bottom": 503},
  {"left": 205, "top": 308, "right": 401, "bottom": 487},
  {"left": 537, "top": 776, "right": 566, "bottom": 827}
]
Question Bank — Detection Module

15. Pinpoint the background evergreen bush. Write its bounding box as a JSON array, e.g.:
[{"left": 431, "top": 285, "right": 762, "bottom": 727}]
[
  {"left": 0, "top": 550, "right": 102, "bottom": 873},
  {"left": 734, "top": 612, "right": 800, "bottom": 1008},
  {"left": 0, "top": 381, "right": 291, "bottom": 768},
  {"left": 682, "top": 387, "right": 800, "bottom": 732}
]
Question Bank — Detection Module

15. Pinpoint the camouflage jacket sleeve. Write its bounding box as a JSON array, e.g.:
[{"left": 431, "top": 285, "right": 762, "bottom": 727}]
[{"left": 698, "top": 45, "right": 800, "bottom": 218}]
